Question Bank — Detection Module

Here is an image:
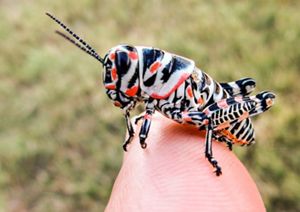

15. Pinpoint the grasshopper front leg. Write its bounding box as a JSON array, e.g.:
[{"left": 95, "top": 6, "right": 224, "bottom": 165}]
[
  {"left": 123, "top": 111, "right": 135, "bottom": 151},
  {"left": 123, "top": 100, "right": 156, "bottom": 151},
  {"left": 139, "top": 99, "right": 156, "bottom": 149},
  {"left": 122, "top": 101, "right": 138, "bottom": 151}
]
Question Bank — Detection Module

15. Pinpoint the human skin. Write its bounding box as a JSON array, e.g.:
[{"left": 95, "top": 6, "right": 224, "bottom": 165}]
[{"left": 105, "top": 113, "right": 266, "bottom": 212}]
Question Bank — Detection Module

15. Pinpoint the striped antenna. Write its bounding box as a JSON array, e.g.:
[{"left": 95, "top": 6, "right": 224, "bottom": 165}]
[
  {"left": 46, "top": 12, "right": 104, "bottom": 64},
  {"left": 55, "top": 30, "right": 104, "bottom": 63}
]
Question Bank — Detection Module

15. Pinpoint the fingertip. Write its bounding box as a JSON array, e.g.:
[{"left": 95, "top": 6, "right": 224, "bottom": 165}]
[{"left": 106, "top": 113, "right": 265, "bottom": 212}]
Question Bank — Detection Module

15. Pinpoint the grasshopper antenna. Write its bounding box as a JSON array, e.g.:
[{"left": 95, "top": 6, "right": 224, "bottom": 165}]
[
  {"left": 46, "top": 12, "right": 104, "bottom": 65},
  {"left": 55, "top": 30, "right": 104, "bottom": 64}
]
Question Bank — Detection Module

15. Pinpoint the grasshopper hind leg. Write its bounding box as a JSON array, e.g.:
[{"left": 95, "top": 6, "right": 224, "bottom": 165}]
[
  {"left": 205, "top": 119, "right": 223, "bottom": 176},
  {"left": 220, "top": 78, "right": 256, "bottom": 96}
]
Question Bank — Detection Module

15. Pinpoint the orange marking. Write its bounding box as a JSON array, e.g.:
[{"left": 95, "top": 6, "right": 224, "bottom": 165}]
[
  {"left": 203, "top": 119, "right": 209, "bottom": 125},
  {"left": 111, "top": 67, "right": 117, "bottom": 80},
  {"left": 129, "top": 51, "right": 138, "bottom": 60},
  {"left": 150, "top": 73, "right": 191, "bottom": 99},
  {"left": 109, "top": 53, "right": 115, "bottom": 60},
  {"left": 266, "top": 98, "right": 273, "bottom": 107},
  {"left": 215, "top": 121, "right": 230, "bottom": 130},
  {"left": 219, "top": 129, "right": 249, "bottom": 145},
  {"left": 105, "top": 84, "right": 116, "bottom": 90},
  {"left": 144, "top": 114, "right": 151, "bottom": 120},
  {"left": 150, "top": 61, "right": 161, "bottom": 73},
  {"left": 114, "top": 101, "right": 122, "bottom": 107},
  {"left": 217, "top": 99, "right": 228, "bottom": 109},
  {"left": 238, "top": 111, "right": 249, "bottom": 122},
  {"left": 197, "top": 97, "right": 204, "bottom": 104},
  {"left": 187, "top": 86, "right": 193, "bottom": 98},
  {"left": 125, "top": 86, "right": 139, "bottom": 97},
  {"left": 220, "top": 129, "right": 236, "bottom": 142}
]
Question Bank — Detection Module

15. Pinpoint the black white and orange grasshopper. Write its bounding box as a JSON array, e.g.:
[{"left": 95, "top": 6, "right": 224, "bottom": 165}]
[{"left": 47, "top": 13, "right": 275, "bottom": 176}]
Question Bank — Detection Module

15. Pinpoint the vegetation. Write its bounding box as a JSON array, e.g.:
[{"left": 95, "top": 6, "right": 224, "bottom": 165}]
[{"left": 0, "top": 0, "right": 299, "bottom": 211}]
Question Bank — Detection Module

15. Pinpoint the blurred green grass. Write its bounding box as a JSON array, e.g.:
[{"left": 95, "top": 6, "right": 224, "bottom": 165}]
[{"left": 0, "top": 0, "right": 299, "bottom": 211}]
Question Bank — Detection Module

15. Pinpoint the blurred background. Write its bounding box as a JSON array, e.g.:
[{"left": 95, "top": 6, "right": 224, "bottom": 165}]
[{"left": 0, "top": 0, "right": 299, "bottom": 211}]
